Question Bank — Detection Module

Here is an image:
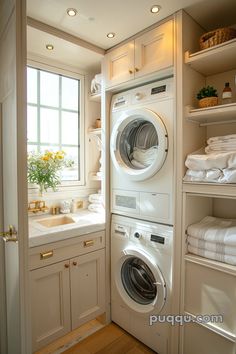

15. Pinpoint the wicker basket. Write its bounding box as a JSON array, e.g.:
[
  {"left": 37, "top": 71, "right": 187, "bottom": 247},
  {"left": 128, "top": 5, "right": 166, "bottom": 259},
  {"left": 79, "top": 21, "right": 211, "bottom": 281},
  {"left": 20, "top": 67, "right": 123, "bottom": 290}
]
[
  {"left": 198, "top": 97, "right": 218, "bottom": 108},
  {"left": 199, "top": 27, "right": 236, "bottom": 50}
]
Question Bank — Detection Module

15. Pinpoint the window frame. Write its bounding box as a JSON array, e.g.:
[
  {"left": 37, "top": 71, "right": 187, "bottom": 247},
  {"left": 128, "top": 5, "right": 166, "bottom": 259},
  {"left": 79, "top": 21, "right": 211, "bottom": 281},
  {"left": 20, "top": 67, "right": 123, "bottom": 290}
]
[{"left": 27, "top": 60, "right": 85, "bottom": 191}]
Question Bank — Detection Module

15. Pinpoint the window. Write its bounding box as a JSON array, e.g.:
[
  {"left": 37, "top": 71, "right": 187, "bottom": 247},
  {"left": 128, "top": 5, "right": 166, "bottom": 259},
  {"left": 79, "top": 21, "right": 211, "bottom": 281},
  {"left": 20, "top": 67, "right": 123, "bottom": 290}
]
[{"left": 27, "top": 66, "right": 84, "bottom": 183}]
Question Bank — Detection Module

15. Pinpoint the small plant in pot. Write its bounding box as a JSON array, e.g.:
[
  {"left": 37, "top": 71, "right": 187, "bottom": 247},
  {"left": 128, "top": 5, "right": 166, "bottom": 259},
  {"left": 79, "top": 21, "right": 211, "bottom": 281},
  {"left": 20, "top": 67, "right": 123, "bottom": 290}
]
[{"left": 196, "top": 85, "right": 218, "bottom": 108}]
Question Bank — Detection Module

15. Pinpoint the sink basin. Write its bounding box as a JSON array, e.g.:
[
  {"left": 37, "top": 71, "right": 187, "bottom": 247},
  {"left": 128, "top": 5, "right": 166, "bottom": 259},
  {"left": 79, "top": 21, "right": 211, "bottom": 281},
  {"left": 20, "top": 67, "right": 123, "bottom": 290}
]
[{"left": 36, "top": 216, "right": 75, "bottom": 228}]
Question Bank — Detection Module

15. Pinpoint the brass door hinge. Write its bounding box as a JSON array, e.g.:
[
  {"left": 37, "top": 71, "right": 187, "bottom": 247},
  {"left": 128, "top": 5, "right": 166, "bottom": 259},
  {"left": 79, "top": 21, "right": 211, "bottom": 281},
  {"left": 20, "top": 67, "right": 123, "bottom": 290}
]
[{"left": 0, "top": 225, "right": 18, "bottom": 242}]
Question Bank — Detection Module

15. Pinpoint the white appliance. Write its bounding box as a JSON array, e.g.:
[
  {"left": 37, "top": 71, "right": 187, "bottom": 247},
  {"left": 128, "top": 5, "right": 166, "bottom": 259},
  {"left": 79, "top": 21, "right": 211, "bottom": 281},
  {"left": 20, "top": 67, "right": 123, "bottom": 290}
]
[
  {"left": 110, "top": 78, "right": 174, "bottom": 225},
  {"left": 111, "top": 214, "right": 173, "bottom": 354}
]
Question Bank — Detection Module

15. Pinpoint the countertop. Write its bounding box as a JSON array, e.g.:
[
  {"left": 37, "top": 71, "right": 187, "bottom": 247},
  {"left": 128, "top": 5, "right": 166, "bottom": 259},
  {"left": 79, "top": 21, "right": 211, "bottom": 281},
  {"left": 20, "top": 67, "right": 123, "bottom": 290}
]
[{"left": 28, "top": 210, "right": 105, "bottom": 248}]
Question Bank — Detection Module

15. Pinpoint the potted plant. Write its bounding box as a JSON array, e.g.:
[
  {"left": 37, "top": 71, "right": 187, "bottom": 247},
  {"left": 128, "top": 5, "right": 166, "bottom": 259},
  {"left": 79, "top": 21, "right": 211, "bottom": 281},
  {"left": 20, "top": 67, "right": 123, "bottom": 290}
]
[
  {"left": 196, "top": 85, "right": 218, "bottom": 108},
  {"left": 27, "top": 150, "right": 74, "bottom": 196}
]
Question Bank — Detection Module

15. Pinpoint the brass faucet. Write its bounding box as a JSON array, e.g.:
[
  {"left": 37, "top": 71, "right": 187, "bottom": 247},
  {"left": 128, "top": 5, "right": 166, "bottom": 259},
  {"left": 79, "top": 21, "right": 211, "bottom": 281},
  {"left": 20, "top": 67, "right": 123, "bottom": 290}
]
[{"left": 28, "top": 200, "right": 49, "bottom": 213}]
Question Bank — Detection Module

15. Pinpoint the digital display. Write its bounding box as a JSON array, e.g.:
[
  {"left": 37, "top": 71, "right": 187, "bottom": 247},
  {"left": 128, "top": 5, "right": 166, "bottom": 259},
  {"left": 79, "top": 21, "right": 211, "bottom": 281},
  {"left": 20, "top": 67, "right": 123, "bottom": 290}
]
[
  {"left": 114, "top": 100, "right": 126, "bottom": 108},
  {"left": 151, "top": 234, "right": 165, "bottom": 244},
  {"left": 151, "top": 85, "right": 166, "bottom": 95}
]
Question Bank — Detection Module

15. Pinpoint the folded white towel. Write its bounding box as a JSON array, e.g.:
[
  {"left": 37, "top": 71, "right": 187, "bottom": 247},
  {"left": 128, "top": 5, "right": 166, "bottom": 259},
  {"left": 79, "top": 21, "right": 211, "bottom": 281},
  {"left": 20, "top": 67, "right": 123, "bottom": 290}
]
[
  {"left": 188, "top": 245, "right": 236, "bottom": 265},
  {"left": 187, "top": 235, "right": 236, "bottom": 256},
  {"left": 88, "top": 194, "right": 103, "bottom": 204},
  {"left": 88, "top": 203, "right": 103, "bottom": 213},
  {"left": 183, "top": 168, "right": 223, "bottom": 182},
  {"left": 207, "top": 134, "right": 236, "bottom": 145},
  {"left": 187, "top": 216, "right": 236, "bottom": 246},
  {"left": 205, "top": 145, "right": 236, "bottom": 154},
  {"left": 185, "top": 151, "right": 236, "bottom": 171}
]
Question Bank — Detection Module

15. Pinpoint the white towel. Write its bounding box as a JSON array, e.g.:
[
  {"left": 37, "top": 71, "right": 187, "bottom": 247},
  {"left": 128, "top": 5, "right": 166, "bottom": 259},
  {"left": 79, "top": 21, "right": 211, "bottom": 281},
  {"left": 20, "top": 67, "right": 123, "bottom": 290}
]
[
  {"left": 131, "top": 159, "right": 146, "bottom": 169},
  {"left": 187, "top": 235, "right": 236, "bottom": 256},
  {"left": 185, "top": 151, "right": 236, "bottom": 171},
  {"left": 132, "top": 146, "right": 158, "bottom": 166},
  {"left": 88, "top": 194, "right": 103, "bottom": 204},
  {"left": 207, "top": 134, "right": 236, "bottom": 145},
  {"left": 205, "top": 145, "right": 236, "bottom": 154},
  {"left": 187, "top": 216, "right": 236, "bottom": 246},
  {"left": 88, "top": 203, "right": 103, "bottom": 213},
  {"left": 183, "top": 168, "right": 223, "bottom": 182},
  {"left": 90, "top": 74, "right": 102, "bottom": 94},
  {"left": 188, "top": 245, "right": 236, "bottom": 265}
]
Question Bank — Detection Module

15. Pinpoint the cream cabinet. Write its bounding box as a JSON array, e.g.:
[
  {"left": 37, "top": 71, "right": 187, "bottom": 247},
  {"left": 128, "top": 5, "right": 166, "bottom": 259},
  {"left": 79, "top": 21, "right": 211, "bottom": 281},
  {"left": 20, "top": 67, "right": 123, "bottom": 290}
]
[
  {"left": 103, "top": 19, "right": 173, "bottom": 88},
  {"left": 29, "top": 231, "right": 105, "bottom": 351}
]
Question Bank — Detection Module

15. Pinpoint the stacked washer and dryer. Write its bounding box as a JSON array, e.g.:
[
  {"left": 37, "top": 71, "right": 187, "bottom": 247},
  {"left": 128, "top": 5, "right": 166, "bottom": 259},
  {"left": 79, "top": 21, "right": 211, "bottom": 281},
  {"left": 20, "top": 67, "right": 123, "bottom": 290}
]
[{"left": 110, "top": 78, "right": 174, "bottom": 353}]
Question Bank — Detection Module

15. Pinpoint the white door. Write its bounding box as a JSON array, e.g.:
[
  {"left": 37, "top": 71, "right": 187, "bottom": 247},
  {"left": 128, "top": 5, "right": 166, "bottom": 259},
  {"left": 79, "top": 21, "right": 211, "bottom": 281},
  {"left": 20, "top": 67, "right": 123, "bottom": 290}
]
[{"left": 0, "top": 1, "right": 29, "bottom": 353}]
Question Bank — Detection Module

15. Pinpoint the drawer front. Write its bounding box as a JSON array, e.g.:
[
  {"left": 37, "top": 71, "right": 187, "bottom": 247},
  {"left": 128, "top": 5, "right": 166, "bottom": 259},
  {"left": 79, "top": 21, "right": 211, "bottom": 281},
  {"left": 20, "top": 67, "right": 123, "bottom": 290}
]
[{"left": 29, "top": 230, "right": 105, "bottom": 270}]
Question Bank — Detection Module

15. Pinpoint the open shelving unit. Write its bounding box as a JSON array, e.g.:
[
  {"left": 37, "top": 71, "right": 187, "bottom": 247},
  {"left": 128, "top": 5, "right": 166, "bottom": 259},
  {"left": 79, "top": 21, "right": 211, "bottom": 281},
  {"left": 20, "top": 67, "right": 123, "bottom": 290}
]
[{"left": 186, "top": 102, "right": 236, "bottom": 126}]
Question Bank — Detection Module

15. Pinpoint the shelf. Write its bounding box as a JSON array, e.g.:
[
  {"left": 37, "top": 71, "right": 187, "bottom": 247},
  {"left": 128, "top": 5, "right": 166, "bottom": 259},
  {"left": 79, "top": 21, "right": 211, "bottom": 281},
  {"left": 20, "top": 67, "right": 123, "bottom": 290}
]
[
  {"left": 88, "top": 128, "right": 102, "bottom": 135},
  {"left": 89, "top": 93, "right": 101, "bottom": 102},
  {"left": 182, "top": 182, "right": 236, "bottom": 197},
  {"left": 89, "top": 172, "right": 102, "bottom": 181},
  {"left": 185, "top": 38, "right": 236, "bottom": 75},
  {"left": 186, "top": 103, "right": 236, "bottom": 126},
  {"left": 185, "top": 254, "right": 236, "bottom": 276}
]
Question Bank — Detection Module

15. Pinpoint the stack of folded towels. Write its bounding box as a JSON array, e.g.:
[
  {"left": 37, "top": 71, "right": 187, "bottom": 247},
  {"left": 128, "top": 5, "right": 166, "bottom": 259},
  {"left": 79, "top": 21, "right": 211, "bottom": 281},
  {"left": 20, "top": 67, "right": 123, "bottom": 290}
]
[
  {"left": 184, "top": 134, "right": 236, "bottom": 183},
  {"left": 88, "top": 193, "right": 104, "bottom": 213},
  {"left": 187, "top": 216, "right": 236, "bottom": 265}
]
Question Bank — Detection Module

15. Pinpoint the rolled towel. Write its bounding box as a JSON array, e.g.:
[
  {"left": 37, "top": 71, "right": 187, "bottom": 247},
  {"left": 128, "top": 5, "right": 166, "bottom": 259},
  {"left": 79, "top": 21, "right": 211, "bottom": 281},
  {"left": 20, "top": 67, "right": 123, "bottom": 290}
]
[
  {"left": 187, "top": 235, "right": 236, "bottom": 256},
  {"left": 88, "top": 194, "right": 103, "bottom": 204},
  {"left": 187, "top": 216, "right": 236, "bottom": 246},
  {"left": 88, "top": 203, "right": 103, "bottom": 213},
  {"left": 187, "top": 245, "right": 236, "bottom": 265},
  {"left": 183, "top": 168, "right": 223, "bottom": 182}
]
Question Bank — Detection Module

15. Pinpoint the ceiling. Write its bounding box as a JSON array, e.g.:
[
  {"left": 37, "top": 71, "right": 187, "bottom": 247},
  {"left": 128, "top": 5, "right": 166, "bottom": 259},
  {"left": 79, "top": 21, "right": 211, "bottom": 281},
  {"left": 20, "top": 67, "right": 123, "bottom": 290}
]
[{"left": 26, "top": 0, "right": 236, "bottom": 71}]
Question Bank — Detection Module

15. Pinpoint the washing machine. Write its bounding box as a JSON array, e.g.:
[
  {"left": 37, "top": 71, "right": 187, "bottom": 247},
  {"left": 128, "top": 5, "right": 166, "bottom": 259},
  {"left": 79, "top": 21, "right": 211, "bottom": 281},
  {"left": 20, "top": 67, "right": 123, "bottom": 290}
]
[
  {"left": 110, "top": 77, "right": 174, "bottom": 225},
  {"left": 111, "top": 214, "right": 173, "bottom": 354}
]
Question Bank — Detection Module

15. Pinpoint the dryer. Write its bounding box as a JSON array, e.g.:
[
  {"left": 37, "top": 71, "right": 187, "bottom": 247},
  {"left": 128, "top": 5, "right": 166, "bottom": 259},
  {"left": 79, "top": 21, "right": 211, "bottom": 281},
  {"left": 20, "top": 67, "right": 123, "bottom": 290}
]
[
  {"left": 111, "top": 214, "right": 173, "bottom": 353},
  {"left": 110, "top": 78, "right": 174, "bottom": 225}
]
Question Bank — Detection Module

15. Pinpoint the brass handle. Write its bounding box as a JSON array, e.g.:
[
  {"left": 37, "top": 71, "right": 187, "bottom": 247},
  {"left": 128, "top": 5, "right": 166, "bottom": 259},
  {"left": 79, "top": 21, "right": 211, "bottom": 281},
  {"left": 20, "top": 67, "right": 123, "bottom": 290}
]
[
  {"left": 128, "top": 69, "right": 133, "bottom": 74},
  {"left": 40, "top": 250, "right": 53, "bottom": 260},
  {"left": 73, "top": 261, "right": 77, "bottom": 266},
  {"left": 83, "top": 240, "right": 94, "bottom": 247},
  {"left": 135, "top": 67, "right": 139, "bottom": 72},
  {"left": 64, "top": 263, "right": 70, "bottom": 268},
  {"left": 0, "top": 225, "right": 18, "bottom": 242}
]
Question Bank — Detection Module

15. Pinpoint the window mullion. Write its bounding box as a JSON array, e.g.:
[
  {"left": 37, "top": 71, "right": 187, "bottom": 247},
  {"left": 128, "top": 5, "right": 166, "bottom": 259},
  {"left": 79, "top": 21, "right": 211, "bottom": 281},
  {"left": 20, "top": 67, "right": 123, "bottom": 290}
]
[{"left": 37, "top": 69, "right": 40, "bottom": 152}]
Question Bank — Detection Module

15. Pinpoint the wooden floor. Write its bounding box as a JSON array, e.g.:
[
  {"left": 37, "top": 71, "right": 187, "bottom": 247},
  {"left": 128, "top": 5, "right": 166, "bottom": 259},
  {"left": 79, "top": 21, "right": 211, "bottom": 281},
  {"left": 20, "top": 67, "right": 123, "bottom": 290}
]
[{"left": 63, "top": 323, "right": 156, "bottom": 354}]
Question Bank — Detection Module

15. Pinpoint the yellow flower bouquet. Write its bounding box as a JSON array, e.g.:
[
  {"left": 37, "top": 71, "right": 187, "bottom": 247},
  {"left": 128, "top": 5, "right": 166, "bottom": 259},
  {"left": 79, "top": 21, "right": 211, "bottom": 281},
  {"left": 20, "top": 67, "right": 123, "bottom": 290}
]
[{"left": 27, "top": 150, "right": 74, "bottom": 194}]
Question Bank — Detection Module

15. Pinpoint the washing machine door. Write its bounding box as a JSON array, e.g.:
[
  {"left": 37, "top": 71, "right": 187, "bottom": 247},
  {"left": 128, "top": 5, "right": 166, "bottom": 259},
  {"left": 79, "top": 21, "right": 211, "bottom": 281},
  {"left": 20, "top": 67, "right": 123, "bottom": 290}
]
[
  {"left": 110, "top": 108, "right": 168, "bottom": 181},
  {"left": 115, "top": 248, "right": 166, "bottom": 314}
]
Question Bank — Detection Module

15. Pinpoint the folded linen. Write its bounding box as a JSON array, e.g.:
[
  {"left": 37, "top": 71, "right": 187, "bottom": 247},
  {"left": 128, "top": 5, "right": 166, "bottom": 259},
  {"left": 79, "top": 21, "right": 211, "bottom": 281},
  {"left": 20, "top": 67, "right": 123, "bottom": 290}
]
[
  {"left": 88, "top": 203, "right": 103, "bottom": 213},
  {"left": 187, "top": 216, "right": 236, "bottom": 246},
  {"left": 183, "top": 168, "right": 236, "bottom": 183},
  {"left": 187, "top": 235, "right": 236, "bottom": 256},
  {"left": 188, "top": 245, "right": 236, "bottom": 265},
  {"left": 185, "top": 150, "right": 236, "bottom": 170},
  {"left": 205, "top": 145, "right": 236, "bottom": 154},
  {"left": 207, "top": 134, "right": 236, "bottom": 145},
  {"left": 131, "top": 159, "right": 146, "bottom": 169},
  {"left": 88, "top": 194, "right": 103, "bottom": 204}
]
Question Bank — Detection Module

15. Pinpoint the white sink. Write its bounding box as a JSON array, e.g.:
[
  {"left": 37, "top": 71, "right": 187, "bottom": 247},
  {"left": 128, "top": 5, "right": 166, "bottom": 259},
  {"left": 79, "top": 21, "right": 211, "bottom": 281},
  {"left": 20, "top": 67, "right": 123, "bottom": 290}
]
[{"left": 36, "top": 215, "right": 75, "bottom": 228}]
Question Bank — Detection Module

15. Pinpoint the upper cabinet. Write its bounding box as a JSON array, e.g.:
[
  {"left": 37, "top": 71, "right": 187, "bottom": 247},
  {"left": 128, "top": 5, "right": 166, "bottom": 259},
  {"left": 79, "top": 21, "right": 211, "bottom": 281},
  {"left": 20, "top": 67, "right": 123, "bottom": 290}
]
[{"left": 103, "top": 19, "right": 173, "bottom": 88}]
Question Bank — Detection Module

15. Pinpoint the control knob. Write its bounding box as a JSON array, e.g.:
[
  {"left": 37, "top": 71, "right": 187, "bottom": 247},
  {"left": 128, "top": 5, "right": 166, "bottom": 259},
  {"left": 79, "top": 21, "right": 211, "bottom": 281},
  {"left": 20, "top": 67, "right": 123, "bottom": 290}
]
[
  {"left": 135, "top": 92, "right": 142, "bottom": 101},
  {"left": 134, "top": 232, "right": 142, "bottom": 239}
]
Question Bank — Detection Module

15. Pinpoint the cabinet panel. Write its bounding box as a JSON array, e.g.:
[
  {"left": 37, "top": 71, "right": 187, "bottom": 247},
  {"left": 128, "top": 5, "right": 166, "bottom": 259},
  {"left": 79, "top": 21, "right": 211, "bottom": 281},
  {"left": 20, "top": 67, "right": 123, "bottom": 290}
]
[
  {"left": 104, "top": 42, "right": 134, "bottom": 87},
  {"left": 183, "top": 323, "right": 235, "bottom": 354},
  {"left": 135, "top": 20, "right": 173, "bottom": 78},
  {"left": 30, "top": 260, "right": 71, "bottom": 351},
  {"left": 70, "top": 249, "right": 105, "bottom": 329}
]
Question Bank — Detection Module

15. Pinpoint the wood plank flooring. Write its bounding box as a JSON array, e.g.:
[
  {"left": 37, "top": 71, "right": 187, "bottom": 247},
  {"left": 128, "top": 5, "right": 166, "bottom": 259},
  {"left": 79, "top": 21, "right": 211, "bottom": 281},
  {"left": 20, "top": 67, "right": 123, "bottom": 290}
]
[{"left": 63, "top": 323, "right": 156, "bottom": 354}]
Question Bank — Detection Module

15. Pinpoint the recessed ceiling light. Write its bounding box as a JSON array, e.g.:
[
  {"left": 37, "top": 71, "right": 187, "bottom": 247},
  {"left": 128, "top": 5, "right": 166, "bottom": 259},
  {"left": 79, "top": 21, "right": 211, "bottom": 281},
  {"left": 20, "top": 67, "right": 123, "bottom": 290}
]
[
  {"left": 150, "top": 5, "right": 161, "bottom": 13},
  {"left": 46, "top": 44, "right": 54, "bottom": 50},
  {"left": 107, "top": 32, "right": 115, "bottom": 38},
  {"left": 66, "top": 8, "right": 77, "bottom": 17}
]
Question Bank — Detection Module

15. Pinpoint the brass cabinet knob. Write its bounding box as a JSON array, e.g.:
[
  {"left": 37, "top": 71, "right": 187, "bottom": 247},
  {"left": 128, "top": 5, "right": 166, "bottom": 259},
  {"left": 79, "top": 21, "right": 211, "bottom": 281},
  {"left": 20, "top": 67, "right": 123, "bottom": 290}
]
[
  {"left": 73, "top": 261, "right": 77, "bottom": 266},
  {"left": 64, "top": 263, "right": 70, "bottom": 268},
  {"left": 129, "top": 69, "right": 133, "bottom": 74},
  {"left": 135, "top": 67, "right": 139, "bottom": 72}
]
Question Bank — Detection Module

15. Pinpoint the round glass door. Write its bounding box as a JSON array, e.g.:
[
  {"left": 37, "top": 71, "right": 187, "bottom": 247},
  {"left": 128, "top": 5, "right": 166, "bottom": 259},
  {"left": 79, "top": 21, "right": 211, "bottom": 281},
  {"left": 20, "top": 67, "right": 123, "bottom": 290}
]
[
  {"left": 110, "top": 108, "right": 168, "bottom": 181},
  {"left": 121, "top": 257, "right": 157, "bottom": 305}
]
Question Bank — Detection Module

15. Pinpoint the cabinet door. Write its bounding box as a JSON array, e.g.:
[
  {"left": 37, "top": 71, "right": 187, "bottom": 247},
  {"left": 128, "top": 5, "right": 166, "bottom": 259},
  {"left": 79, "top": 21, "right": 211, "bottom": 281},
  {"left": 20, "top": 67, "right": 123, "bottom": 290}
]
[
  {"left": 30, "top": 260, "right": 71, "bottom": 351},
  {"left": 134, "top": 20, "right": 173, "bottom": 78},
  {"left": 70, "top": 249, "right": 105, "bottom": 329},
  {"left": 103, "top": 41, "right": 134, "bottom": 87}
]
